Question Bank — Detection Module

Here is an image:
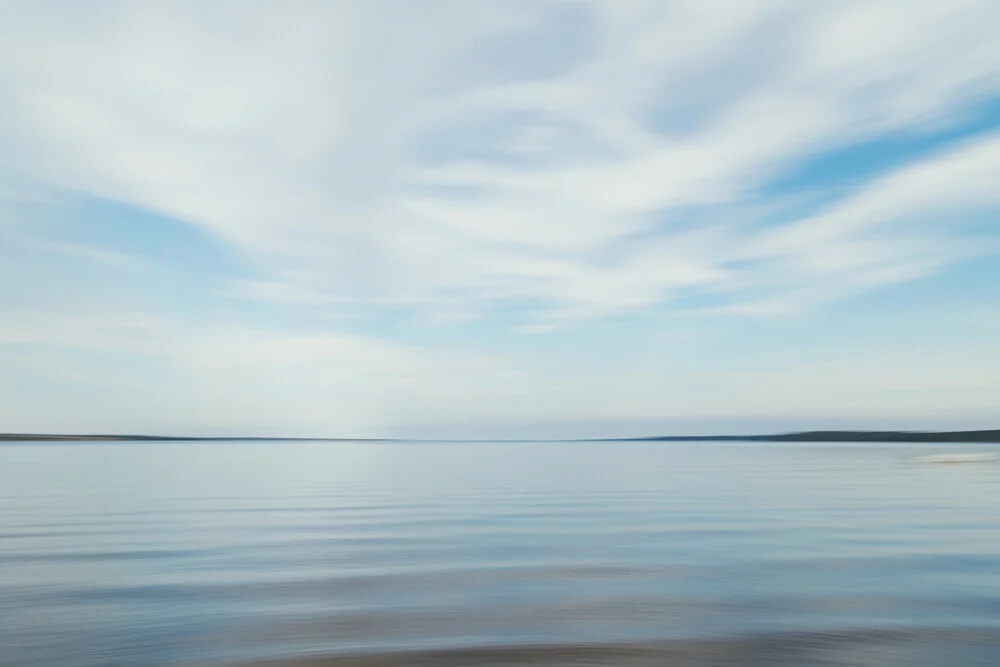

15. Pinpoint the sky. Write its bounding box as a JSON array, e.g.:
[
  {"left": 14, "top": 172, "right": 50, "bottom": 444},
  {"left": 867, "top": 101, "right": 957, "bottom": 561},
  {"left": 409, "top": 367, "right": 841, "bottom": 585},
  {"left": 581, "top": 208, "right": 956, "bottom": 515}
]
[{"left": 1, "top": 0, "right": 999, "bottom": 439}]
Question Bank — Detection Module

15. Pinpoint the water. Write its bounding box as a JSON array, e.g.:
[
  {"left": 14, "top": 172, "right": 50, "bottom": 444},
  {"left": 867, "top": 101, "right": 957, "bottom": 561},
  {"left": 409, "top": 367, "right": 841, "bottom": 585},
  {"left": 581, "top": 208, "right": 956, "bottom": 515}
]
[{"left": 2, "top": 440, "right": 1000, "bottom": 666}]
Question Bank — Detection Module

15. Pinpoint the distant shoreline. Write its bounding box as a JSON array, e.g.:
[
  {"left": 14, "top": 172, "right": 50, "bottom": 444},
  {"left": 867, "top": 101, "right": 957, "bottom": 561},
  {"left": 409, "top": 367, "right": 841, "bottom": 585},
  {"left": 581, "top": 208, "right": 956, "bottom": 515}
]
[
  {"left": 0, "top": 434, "right": 389, "bottom": 442},
  {"left": 2, "top": 430, "right": 1000, "bottom": 443},
  {"left": 613, "top": 429, "right": 1000, "bottom": 443}
]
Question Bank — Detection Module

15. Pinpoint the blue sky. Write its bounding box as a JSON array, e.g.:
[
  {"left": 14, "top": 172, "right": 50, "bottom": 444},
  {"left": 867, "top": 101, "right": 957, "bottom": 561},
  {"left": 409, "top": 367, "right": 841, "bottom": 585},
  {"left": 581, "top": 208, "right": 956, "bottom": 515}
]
[{"left": 1, "top": 0, "right": 999, "bottom": 438}]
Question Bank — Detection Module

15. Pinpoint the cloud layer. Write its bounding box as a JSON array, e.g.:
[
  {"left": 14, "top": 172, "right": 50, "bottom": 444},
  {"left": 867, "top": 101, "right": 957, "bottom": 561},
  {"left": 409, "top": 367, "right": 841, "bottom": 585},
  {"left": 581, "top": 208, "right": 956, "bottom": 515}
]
[{"left": 1, "top": 0, "right": 999, "bottom": 435}]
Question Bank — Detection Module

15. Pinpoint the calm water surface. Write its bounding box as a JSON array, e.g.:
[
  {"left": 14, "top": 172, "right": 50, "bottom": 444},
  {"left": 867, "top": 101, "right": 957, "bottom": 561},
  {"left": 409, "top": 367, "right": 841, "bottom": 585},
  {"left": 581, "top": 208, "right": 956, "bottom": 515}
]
[{"left": 2, "top": 440, "right": 1000, "bottom": 666}]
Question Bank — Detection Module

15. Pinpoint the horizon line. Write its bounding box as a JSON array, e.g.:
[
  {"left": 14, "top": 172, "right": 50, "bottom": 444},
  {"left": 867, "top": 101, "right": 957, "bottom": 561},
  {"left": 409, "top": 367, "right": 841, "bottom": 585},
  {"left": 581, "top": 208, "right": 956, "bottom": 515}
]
[{"left": 3, "top": 427, "right": 1000, "bottom": 444}]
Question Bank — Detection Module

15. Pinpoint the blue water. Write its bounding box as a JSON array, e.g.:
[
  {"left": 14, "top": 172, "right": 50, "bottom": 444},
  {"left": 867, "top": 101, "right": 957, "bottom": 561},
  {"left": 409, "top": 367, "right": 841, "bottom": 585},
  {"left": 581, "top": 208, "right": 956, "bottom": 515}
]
[{"left": 2, "top": 440, "right": 1000, "bottom": 666}]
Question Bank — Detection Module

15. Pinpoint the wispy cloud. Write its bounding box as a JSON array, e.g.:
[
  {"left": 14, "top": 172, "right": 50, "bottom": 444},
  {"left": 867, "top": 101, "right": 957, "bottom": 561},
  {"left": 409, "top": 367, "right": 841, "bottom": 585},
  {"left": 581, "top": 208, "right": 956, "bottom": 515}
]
[
  {"left": 1, "top": 0, "right": 999, "bottom": 434},
  {"left": 2, "top": 0, "right": 998, "bottom": 326}
]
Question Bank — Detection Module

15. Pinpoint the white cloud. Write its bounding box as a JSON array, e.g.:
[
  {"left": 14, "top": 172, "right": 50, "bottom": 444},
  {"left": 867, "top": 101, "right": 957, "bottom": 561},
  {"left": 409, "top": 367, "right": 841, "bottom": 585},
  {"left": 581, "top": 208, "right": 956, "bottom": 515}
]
[
  {"left": 1, "top": 0, "right": 1000, "bottom": 435},
  {"left": 0, "top": 0, "right": 998, "bottom": 327},
  {"left": 0, "top": 304, "right": 531, "bottom": 436},
  {"left": 707, "top": 129, "right": 1000, "bottom": 314}
]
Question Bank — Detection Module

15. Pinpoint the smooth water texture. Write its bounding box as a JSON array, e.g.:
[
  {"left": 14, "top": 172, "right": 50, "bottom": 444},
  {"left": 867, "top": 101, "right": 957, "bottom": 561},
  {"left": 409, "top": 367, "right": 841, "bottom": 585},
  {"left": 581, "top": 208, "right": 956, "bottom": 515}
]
[{"left": 2, "top": 440, "right": 1000, "bottom": 666}]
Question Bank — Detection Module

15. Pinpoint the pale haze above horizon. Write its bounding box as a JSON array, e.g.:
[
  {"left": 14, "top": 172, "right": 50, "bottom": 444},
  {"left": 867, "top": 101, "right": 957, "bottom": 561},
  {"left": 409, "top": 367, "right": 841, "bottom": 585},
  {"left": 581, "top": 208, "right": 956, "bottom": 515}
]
[{"left": 1, "top": 1, "right": 999, "bottom": 440}]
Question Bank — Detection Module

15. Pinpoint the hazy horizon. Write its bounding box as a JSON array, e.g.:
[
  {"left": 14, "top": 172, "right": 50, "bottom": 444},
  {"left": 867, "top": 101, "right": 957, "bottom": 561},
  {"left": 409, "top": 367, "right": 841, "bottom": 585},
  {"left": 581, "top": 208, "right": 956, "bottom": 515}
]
[
  {"left": 5, "top": 416, "right": 1000, "bottom": 442},
  {"left": 2, "top": 1, "right": 999, "bottom": 439}
]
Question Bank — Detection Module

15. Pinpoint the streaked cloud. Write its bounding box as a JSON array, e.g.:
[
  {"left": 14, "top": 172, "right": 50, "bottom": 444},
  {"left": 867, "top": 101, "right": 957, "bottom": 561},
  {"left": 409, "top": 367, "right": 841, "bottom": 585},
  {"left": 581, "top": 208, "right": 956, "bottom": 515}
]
[{"left": 1, "top": 0, "right": 998, "bottom": 435}]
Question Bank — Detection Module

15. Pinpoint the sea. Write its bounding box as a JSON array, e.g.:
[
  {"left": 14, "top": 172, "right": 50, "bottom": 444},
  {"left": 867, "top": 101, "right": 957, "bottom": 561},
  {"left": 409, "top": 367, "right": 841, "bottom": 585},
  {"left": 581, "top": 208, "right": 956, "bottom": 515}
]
[{"left": 2, "top": 439, "right": 1000, "bottom": 666}]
